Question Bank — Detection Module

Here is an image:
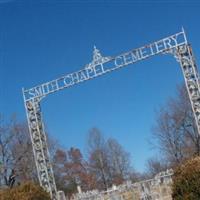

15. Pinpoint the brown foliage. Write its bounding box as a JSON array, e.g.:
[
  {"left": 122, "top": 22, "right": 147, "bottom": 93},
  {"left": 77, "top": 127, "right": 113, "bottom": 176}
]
[
  {"left": 53, "top": 147, "right": 96, "bottom": 197},
  {"left": 172, "top": 156, "right": 200, "bottom": 200},
  {"left": 0, "top": 182, "right": 50, "bottom": 200}
]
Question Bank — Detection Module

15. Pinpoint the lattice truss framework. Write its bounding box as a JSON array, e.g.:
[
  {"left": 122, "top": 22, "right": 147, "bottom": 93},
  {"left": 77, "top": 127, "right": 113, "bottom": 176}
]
[
  {"left": 24, "top": 99, "right": 57, "bottom": 199},
  {"left": 22, "top": 29, "right": 200, "bottom": 200}
]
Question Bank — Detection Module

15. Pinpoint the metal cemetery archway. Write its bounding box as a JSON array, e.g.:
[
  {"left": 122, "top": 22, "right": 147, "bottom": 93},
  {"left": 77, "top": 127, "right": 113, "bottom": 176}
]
[{"left": 22, "top": 29, "right": 200, "bottom": 200}]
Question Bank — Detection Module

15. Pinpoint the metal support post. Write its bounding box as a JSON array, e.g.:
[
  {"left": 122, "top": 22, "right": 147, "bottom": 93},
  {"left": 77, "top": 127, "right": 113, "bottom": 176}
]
[
  {"left": 176, "top": 45, "right": 200, "bottom": 136},
  {"left": 23, "top": 97, "right": 57, "bottom": 199}
]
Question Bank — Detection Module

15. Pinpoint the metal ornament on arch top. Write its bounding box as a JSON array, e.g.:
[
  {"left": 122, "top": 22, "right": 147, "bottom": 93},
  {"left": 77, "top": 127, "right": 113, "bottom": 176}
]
[{"left": 22, "top": 28, "right": 200, "bottom": 199}]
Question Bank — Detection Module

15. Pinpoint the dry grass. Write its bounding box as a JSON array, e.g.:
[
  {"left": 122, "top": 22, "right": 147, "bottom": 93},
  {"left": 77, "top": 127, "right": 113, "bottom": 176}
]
[
  {"left": 0, "top": 182, "right": 50, "bottom": 200},
  {"left": 172, "top": 156, "right": 200, "bottom": 200}
]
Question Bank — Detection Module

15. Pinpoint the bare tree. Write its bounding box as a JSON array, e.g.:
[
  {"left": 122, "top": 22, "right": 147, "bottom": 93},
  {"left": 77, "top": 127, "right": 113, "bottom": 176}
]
[
  {"left": 0, "top": 114, "right": 38, "bottom": 187},
  {"left": 87, "top": 128, "right": 110, "bottom": 190},
  {"left": 0, "top": 114, "right": 14, "bottom": 186},
  {"left": 145, "top": 157, "right": 168, "bottom": 177},
  {"left": 87, "top": 128, "right": 134, "bottom": 189},
  {"left": 152, "top": 85, "right": 200, "bottom": 167},
  {"left": 10, "top": 122, "right": 37, "bottom": 182},
  {"left": 106, "top": 138, "right": 131, "bottom": 185}
]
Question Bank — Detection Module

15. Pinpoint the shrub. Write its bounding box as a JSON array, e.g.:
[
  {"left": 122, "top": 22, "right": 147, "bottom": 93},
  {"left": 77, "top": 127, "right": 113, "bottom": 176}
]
[
  {"left": 0, "top": 182, "right": 51, "bottom": 200},
  {"left": 172, "top": 156, "right": 200, "bottom": 200}
]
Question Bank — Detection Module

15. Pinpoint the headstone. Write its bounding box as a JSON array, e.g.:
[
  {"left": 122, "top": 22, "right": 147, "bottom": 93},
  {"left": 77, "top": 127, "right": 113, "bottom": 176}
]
[{"left": 57, "top": 190, "right": 66, "bottom": 200}]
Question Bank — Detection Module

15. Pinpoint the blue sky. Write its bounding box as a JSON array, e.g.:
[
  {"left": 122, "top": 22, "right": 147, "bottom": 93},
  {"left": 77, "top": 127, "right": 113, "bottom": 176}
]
[{"left": 1, "top": 0, "right": 200, "bottom": 172}]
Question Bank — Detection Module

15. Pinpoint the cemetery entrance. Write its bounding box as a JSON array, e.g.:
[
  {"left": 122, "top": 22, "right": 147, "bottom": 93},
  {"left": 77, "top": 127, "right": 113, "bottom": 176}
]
[{"left": 23, "top": 29, "right": 200, "bottom": 200}]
